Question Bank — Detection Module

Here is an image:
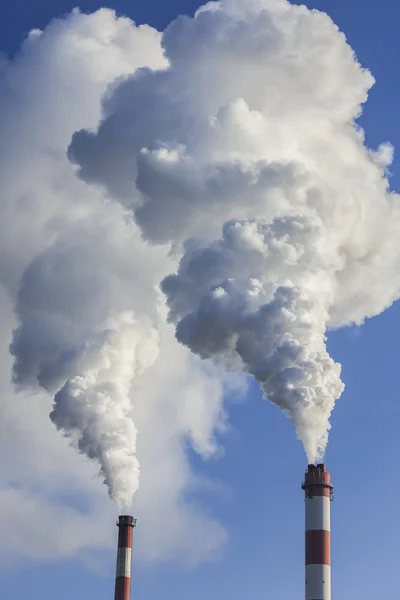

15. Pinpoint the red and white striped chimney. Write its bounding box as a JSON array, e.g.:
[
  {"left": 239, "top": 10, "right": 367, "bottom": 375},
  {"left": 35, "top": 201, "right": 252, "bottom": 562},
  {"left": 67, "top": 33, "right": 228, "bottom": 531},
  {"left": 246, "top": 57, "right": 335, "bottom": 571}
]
[
  {"left": 301, "top": 464, "right": 333, "bottom": 600},
  {"left": 114, "top": 515, "right": 136, "bottom": 600}
]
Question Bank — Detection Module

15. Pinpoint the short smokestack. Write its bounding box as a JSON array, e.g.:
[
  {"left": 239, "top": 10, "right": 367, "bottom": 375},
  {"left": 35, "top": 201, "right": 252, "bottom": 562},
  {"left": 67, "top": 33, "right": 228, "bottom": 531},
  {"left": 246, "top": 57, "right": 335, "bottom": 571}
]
[
  {"left": 114, "top": 515, "right": 136, "bottom": 600},
  {"left": 301, "top": 464, "right": 333, "bottom": 600}
]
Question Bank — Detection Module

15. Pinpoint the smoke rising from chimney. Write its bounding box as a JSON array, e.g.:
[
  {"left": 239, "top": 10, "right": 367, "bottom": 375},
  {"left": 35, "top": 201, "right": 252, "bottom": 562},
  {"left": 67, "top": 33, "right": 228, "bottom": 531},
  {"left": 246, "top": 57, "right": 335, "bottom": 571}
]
[
  {"left": 67, "top": 0, "right": 400, "bottom": 463},
  {"left": 7, "top": 0, "right": 400, "bottom": 515},
  {"left": 50, "top": 314, "right": 159, "bottom": 509},
  {"left": 9, "top": 218, "right": 164, "bottom": 509},
  {"left": 0, "top": 6, "right": 230, "bottom": 563},
  {"left": 161, "top": 216, "right": 344, "bottom": 462}
]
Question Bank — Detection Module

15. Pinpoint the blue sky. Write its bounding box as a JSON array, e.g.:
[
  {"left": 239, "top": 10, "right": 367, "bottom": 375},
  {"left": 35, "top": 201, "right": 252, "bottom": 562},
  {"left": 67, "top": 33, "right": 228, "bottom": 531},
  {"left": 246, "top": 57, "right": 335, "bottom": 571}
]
[{"left": 1, "top": 1, "right": 400, "bottom": 598}]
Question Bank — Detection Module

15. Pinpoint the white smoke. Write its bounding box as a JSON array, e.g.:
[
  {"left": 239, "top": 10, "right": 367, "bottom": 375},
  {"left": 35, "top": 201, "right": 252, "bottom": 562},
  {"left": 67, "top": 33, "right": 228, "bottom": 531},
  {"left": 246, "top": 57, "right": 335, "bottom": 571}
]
[
  {"left": 50, "top": 313, "right": 160, "bottom": 509},
  {"left": 161, "top": 216, "right": 344, "bottom": 462},
  {"left": 68, "top": 0, "right": 400, "bottom": 463},
  {"left": 1, "top": 7, "right": 229, "bottom": 564},
  {"left": 3, "top": 0, "right": 400, "bottom": 565},
  {"left": 8, "top": 201, "right": 168, "bottom": 509}
]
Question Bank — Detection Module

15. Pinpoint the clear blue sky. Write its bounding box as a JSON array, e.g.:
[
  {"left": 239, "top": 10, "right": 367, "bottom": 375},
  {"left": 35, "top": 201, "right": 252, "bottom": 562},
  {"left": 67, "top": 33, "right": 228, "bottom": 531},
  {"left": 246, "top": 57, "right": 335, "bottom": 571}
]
[{"left": 2, "top": 1, "right": 400, "bottom": 598}]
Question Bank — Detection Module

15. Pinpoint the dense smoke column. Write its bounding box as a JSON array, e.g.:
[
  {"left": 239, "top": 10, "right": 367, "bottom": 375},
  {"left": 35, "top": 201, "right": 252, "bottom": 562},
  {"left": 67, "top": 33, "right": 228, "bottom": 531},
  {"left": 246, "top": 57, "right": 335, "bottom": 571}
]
[
  {"left": 11, "top": 300, "right": 160, "bottom": 507},
  {"left": 114, "top": 515, "right": 136, "bottom": 600},
  {"left": 67, "top": 0, "right": 400, "bottom": 463},
  {"left": 160, "top": 217, "right": 344, "bottom": 462},
  {"left": 302, "top": 464, "right": 333, "bottom": 600}
]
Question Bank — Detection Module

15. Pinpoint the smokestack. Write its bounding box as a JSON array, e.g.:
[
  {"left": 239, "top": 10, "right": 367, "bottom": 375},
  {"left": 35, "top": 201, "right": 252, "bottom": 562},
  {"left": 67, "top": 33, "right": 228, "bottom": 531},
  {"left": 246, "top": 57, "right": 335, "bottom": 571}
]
[
  {"left": 302, "top": 464, "right": 333, "bottom": 600},
  {"left": 114, "top": 515, "right": 136, "bottom": 600}
]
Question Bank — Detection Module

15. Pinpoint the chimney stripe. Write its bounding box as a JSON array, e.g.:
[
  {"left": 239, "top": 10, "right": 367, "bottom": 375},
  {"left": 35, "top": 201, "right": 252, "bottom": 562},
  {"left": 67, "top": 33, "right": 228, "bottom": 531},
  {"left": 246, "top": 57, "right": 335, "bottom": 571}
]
[
  {"left": 306, "top": 496, "right": 330, "bottom": 531},
  {"left": 116, "top": 548, "right": 132, "bottom": 578},
  {"left": 305, "top": 564, "right": 331, "bottom": 600},
  {"left": 114, "top": 577, "right": 131, "bottom": 600},
  {"left": 305, "top": 530, "right": 330, "bottom": 566}
]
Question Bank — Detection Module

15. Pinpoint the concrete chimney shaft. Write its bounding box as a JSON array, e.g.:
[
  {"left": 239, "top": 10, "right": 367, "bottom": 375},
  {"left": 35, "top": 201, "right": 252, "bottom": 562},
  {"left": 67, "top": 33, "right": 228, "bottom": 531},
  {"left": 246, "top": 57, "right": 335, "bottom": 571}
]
[
  {"left": 302, "top": 464, "right": 333, "bottom": 600},
  {"left": 114, "top": 515, "right": 136, "bottom": 600}
]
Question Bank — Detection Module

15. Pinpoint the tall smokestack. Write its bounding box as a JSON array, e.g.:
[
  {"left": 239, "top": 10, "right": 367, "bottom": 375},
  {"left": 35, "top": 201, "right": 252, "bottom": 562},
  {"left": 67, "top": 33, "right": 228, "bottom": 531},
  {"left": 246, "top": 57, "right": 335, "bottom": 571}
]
[
  {"left": 114, "top": 515, "right": 136, "bottom": 600},
  {"left": 302, "top": 464, "right": 333, "bottom": 600}
]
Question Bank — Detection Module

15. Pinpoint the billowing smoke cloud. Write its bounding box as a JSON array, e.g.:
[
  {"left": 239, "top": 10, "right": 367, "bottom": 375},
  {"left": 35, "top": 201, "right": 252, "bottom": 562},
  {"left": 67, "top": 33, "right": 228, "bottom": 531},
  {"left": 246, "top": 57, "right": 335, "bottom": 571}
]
[
  {"left": 50, "top": 313, "right": 160, "bottom": 508},
  {"left": 9, "top": 204, "right": 167, "bottom": 509},
  {"left": 68, "top": 0, "right": 400, "bottom": 463},
  {"left": 161, "top": 216, "right": 343, "bottom": 462},
  {"left": 2, "top": 6, "right": 230, "bottom": 564},
  {"left": 3, "top": 0, "right": 400, "bottom": 566}
]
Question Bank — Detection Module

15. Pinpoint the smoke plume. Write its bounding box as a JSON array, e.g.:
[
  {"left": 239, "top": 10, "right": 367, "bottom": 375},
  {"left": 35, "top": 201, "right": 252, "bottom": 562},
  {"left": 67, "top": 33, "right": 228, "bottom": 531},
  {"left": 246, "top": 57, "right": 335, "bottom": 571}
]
[
  {"left": 9, "top": 223, "right": 163, "bottom": 508},
  {"left": 161, "top": 216, "right": 343, "bottom": 462},
  {"left": 1, "top": 7, "right": 228, "bottom": 563},
  {"left": 50, "top": 313, "right": 159, "bottom": 508},
  {"left": 68, "top": 0, "right": 400, "bottom": 464}
]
